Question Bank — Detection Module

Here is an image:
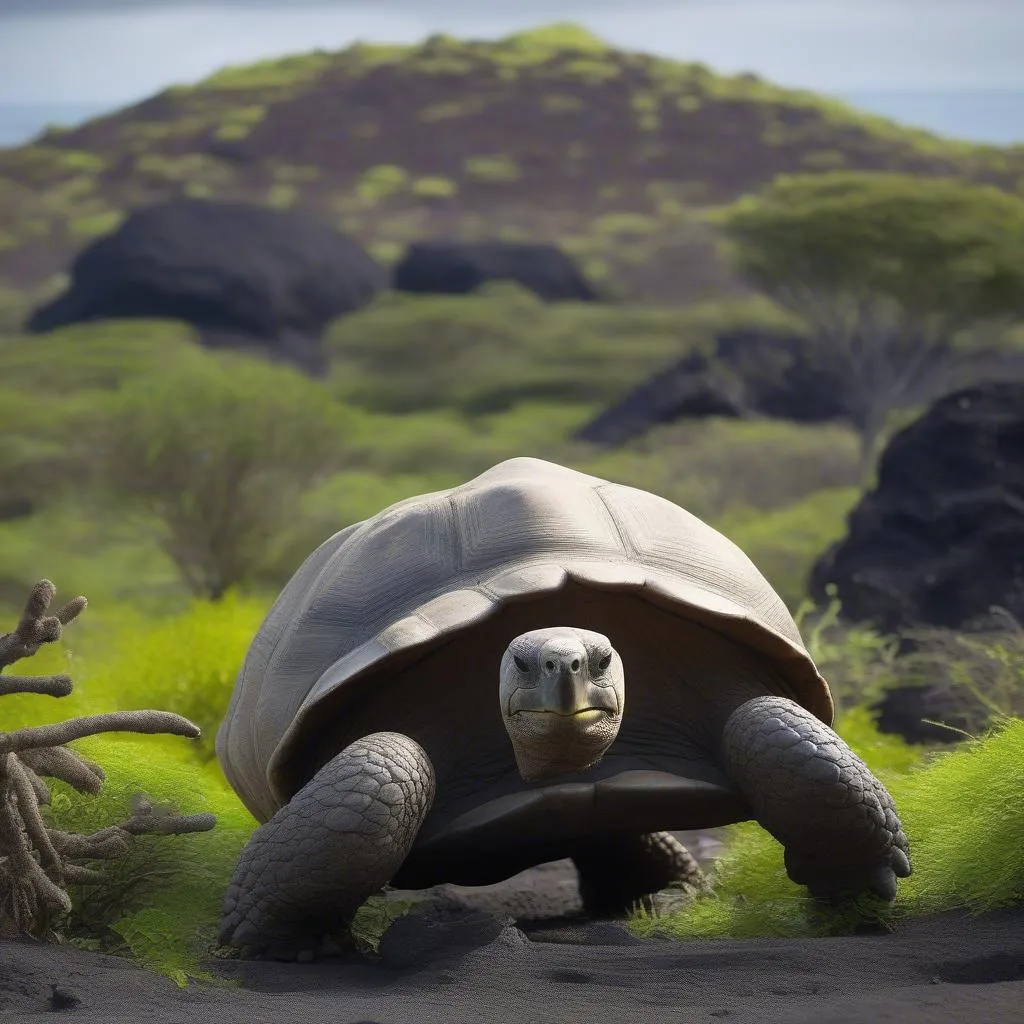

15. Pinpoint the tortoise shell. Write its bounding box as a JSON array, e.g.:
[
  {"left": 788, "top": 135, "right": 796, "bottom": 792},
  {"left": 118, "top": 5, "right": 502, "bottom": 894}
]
[{"left": 215, "top": 457, "right": 832, "bottom": 822}]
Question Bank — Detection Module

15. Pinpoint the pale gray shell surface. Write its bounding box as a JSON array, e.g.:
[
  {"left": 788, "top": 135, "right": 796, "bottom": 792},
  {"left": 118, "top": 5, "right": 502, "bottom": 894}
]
[{"left": 216, "top": 457, "right": 832, "bottom": 822}]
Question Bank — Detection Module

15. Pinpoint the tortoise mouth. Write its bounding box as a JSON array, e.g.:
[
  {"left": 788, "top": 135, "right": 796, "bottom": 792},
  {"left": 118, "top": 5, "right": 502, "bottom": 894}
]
[{"left": 513, "top": 708, "right": 614, "bottom": 719}]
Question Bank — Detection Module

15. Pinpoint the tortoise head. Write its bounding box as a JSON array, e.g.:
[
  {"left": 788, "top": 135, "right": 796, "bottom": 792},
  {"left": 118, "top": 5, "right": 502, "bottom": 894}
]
[{"left": 499, "top": 626, "right": 624, "bottom": 782}]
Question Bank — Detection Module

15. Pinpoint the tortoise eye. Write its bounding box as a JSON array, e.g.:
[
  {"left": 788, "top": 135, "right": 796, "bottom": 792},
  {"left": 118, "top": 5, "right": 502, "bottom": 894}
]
[
  {"left": 513, "top": 655, "right": 530, "bottom": 673},
  {"left": 597, "top": 653, "right": 612, "bottom": 672}
]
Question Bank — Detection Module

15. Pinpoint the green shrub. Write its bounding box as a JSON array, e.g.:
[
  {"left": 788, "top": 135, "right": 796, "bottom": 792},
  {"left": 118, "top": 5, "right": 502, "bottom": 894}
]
[
  {"left": 410, "top": 176, "right": 457, "bottom": 198},
  {"left": 45, "top": 745, "right": 253, "bottom": 987},
  {"left": 463, "top": 155, "right": 521, "bottom": 183},
  {"left": 719, "top": 486, "right": 861, "bottom": 609},
  {"left": 895, "top": 624, "right": 1024, "bottom": 723},
  {"left": 540, "top": 94, "right": 584, "bottom": 113},
  {"left": 355, "top": 164, "right": 410, "bottom": 203},
  {"left": 88, "top": 355, "right": 357, "bottom": 599},
  {"left": 67, "top": 210, "right": 125, "bottom": 239},
  {"left": 0, "top": 320, "right": 204, "bottom": 394},
  {"left": 580, "top": 420, "right": 860, "bottom": 524},
  {"left": 213, "top": 104, "right": 266, "bottom": 140},
  {"left": 199, "top": 52, "right": 333, "bottom": 90},
  {"left": 893, "top": 717, "right": 1024, "bottom": 914},
  {"left": 324, "top": 289, "right": 716, "bottom": 414}
]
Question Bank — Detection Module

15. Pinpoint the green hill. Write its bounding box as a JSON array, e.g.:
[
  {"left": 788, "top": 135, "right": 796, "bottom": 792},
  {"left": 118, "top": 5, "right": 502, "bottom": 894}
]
[{"left": 1, "top": 23, "right": 1022, "bottom": 306}]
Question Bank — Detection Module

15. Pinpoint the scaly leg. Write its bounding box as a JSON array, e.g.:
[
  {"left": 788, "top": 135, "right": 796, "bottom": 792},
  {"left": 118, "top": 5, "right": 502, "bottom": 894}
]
[
  {"left": 219, "top": 731, "right": 435, "bottom": 960},
  {"left": 721, "top": 695, "right": 911, "bottom": 902}
]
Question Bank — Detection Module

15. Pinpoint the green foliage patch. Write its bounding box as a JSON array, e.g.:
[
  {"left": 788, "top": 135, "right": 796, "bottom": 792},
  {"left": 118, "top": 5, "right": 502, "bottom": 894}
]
[
  {"left": 199, "top": 51, "right": 335, "bottom": 91},
  {"left": 463, "top": 154, "right": 522, "bottom": 183},
  {"left": 630, "top": 711, "right": 1024, "bottom": 941},
  {"left": 325, "top": 287, "right": 741, "bottom": 414},
  {"left": 410, "top": 175, "right": 457, "bottom": 198}
]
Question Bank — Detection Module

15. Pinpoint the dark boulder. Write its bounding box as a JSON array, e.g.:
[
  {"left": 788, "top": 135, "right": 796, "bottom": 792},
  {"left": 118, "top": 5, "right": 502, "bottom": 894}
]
[
  {"left": 26, "top": 198, "right": 387, "bottom": 374},
  {"left": 577, "top": 330, "right": 848, "bottom": 446},
  {"left": 393, "top": 241, "right": 598, "bottom": 302},
  {"left": 810, "top": 382, "right": 1024, "bottom": 632},
  {"left": 870, "top": 683, "right": 992, "bottom": 745}
]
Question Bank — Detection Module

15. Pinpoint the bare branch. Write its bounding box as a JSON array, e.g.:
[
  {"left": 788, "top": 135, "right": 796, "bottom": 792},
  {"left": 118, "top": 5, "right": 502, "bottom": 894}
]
[
  {"left": 17, "top": 746, "right": 105, "bottom": 795},
  {"left": 0, "top": 710, "right": 201, "bottom": 757},
  {"left": 0, "top": 580, "right": 216, "bottom": 942}
]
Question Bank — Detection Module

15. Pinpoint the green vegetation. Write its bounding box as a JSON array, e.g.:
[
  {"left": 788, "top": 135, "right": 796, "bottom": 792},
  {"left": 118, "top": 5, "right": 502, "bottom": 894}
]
[
  {"left": 410, "top": 175, "right": 458, "bottom": 198},
  {"left": 719, "top": 172, "right": 1024, "bottom": 467},
  {"left": 133, "top": 153, "right": 235, "bottom": 189},
  {"left": 265, "top": 182, "right": 297, "bottom": 208},
  {"left": 463, "top": 154, "right": 522, "bottom": 183},
  {"left": 67, "top": 210, "right": 125, "bottom": 239},
  {"left": 419, "top": 97, "right": 491, "bottom": 122},
  {"left": 501, "top": 24, "right": 610, "bottom": 54},
  {"left": 89, "top": 356, "right": 357, "bottom": 600},
  {"left": 630, "top": 713, "right": 1024, "bottom": 941},
  {"left": 199, "top": 51, "right": 335, "bottom": 91},
  {"left": 355, "top": 164, "right": 410, "bottom": 203},
  {"left": 540, "top": 93, "right": 585, "bottom": 113},
  {"left": 213, "top": 104, "right": 266, "bottom": 140}
]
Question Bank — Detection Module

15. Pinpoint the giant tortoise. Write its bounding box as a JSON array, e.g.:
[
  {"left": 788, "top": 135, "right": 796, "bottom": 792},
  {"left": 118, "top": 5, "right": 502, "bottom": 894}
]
[{"left": 216, "top": 457, "right": 911, "bottom": 958}]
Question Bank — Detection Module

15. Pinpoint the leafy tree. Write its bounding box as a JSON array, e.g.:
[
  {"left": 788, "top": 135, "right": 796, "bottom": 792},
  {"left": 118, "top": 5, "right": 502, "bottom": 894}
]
[
  {"left": 721, "top": 172, "right": 1024, "bottom": 468},
  {"left": 92, "top": 355, "right": 355, "bottom": 600}
]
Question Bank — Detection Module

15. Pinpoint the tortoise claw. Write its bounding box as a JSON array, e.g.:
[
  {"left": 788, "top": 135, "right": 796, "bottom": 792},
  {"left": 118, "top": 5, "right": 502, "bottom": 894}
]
[{"left": 790, "top": 842, "right": 911, "bottom": 905}]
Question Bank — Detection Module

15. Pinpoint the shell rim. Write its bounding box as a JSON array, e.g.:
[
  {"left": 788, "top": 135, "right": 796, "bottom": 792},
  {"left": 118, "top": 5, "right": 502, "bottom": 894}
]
[{"left": 264, "top": 558, "right": 835, "bottom": 808}]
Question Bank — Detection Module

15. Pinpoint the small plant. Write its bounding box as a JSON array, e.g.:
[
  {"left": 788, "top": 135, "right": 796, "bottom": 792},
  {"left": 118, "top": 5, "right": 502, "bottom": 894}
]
[
  {"left": 411, "top": 176, "right": 458, "bottom": 199},
  {"left": 0, "top": 580, "right": 215, "bottom": 942}
]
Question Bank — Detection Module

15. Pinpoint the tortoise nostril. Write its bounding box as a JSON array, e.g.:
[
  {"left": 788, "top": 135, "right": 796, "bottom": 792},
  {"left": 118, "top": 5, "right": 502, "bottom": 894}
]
[
  {"left": 571, "top": 658, "right": 581, "bottom": 672},
  {"left": 545, "top": 660, "right": 555, "bottom": 672}
]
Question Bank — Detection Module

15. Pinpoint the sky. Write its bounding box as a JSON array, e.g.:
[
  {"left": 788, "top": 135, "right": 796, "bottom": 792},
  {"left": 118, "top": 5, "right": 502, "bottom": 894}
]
[{"left": 0, "top": 0, "right": 1021, "bottom": 142}]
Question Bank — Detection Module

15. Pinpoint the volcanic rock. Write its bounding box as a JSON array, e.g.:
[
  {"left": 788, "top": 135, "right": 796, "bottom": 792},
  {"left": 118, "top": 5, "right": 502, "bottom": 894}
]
[
  {"left": 26, "top": 198, "right": 387, "bottom": 374},
  {"left": 810, "top": 382, "right": 1024, "bottom": 632},
  {"left": 393, "top": 241, "right": 598, "bottom": 301},
  {"left": 577, "top": 330, "right": 847, "bottom": 446}
]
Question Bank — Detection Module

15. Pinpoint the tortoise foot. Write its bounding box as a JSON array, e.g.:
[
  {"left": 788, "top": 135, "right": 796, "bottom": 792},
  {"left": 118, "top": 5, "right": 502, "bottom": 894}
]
[
  {"left": 218, "top": 731, "right": 435, "bottom": 955},
  {"left": 721, "top": 695, "right": 912, "bottom": 904},
  {"left": 785, "top": 844, "right": 912, "bottom": 904}
]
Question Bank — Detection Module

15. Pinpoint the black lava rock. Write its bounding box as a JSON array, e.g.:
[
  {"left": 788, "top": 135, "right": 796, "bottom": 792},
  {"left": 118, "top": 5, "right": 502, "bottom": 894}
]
[
  {"left": 810, "top": 382, "right": 1024, "bottom": 632},
  {"left": 26, "top": 198, "right": 387, "bottom": 374},
  {"left": 393, "top": 241, "right": 598, "bottom": 302},
  {"left": 577, "top": 330, "right": 848, "bottom": 446}
]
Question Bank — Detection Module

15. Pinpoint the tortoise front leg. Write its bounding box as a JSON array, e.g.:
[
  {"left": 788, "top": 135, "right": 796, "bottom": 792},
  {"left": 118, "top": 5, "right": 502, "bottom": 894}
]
[
  {"left": 720, "top": 695, "right": 911, "bottom": 903},
  {"left": 219, "top": 731, "right": 435, "bottom": 960}
]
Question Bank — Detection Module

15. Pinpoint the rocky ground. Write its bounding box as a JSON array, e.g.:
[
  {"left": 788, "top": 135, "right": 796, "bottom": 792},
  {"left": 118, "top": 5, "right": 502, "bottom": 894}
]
[{"left": 2, "top": 829, "right": 1022, "bottom": 1023}]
